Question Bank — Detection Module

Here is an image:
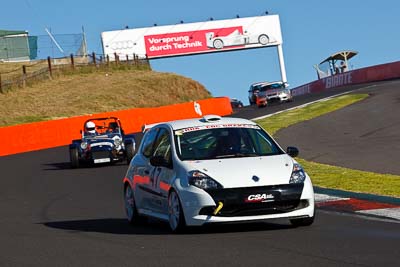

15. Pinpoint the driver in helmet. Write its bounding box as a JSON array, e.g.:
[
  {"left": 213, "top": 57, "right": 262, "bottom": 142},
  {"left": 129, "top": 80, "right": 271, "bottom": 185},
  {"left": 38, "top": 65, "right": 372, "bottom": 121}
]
[
  {"left": 214, "top": 129, "right": 241, "bottom": 156},
  {"left": 85, "top": 121, "right": 97, "bottom": 136}
]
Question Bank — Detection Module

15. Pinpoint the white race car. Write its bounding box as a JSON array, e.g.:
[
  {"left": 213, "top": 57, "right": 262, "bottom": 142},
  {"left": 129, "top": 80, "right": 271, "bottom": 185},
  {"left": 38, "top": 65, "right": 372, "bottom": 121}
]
[
  {"left": 123, "top": 115, "right": 315, "bottom": 232},
  {"left": 206, "top": 30, "right": 275, "bottom": 49},
  {"left": 253, "top": 81, "right": 293, "bottom": 107}
]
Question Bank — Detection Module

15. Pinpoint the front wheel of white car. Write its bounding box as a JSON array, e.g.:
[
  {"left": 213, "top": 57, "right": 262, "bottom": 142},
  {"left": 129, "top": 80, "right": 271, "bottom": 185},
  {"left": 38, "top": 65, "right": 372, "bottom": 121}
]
[
  {"left": 213, "top": 39, "right": 224, "bottom": 49},
  {"left": 258, "top": 34, "right": 269, "bottom": 45},
  {"left": 168, "top": 190, "right": 186, "bottom": 233}
]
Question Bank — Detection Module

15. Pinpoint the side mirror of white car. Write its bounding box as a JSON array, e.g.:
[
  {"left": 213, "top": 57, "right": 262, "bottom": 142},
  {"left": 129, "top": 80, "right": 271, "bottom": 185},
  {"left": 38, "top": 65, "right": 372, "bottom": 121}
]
[
  {"left": 286, "top": 146, "right": 299, "bottom": 157},
  {"left": 150, "top": 156, "right": 173, "bottom": 169}
]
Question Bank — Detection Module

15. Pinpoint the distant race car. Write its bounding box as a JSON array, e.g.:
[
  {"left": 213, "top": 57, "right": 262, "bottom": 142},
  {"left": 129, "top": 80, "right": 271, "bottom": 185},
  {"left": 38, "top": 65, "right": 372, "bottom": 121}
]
[
  {"left": 250, "top": 81, "right": 293, "bottom": 107},
  {"left": 248, "top": 81, "right": 267, "bottom": 105},
  {"left": 230, "top": 98, "right": 244, "bottom": 109},
  {"left": 206, "top": 30, "right": 275, "bottom": 50},
  {"left": 69, "top": 117, "right": 136, "bottom": 168}
]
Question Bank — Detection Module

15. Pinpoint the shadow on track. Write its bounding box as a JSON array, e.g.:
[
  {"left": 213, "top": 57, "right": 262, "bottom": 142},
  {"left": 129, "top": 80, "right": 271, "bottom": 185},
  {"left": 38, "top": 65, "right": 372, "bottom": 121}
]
[
  {"left": 42, "top": 218, "right": 294, "bottom": 235},
  {"left": 42, "top": 161, "right": 128, "bottom": 171},
  {"left": 42, "top": 162, "right": 73, "bottom": 170}
]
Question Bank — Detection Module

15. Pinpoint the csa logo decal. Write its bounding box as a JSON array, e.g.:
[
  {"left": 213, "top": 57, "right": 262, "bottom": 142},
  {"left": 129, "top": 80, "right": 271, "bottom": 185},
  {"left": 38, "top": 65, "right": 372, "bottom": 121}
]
[{"left": 245, "top": 193, "right": 274, "bottom": 203}]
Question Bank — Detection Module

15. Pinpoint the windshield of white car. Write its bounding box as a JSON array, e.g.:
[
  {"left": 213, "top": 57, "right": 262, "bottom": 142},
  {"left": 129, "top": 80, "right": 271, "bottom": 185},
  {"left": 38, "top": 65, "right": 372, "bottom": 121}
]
[
  {"left": 175, "top": 126, "right": 284, "bottom": 160},
  {"left": 259, "top": 83, "right": 284, "bottom": 92}
]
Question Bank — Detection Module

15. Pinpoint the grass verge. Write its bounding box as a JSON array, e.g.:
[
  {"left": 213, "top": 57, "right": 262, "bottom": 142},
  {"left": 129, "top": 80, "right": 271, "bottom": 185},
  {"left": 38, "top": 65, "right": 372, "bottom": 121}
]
[
  {"left": 255, "top": 94, "right": 400, "bottom": 197},
  {"left": 0, "top": 69, "right": 211, "bottom": 127}
]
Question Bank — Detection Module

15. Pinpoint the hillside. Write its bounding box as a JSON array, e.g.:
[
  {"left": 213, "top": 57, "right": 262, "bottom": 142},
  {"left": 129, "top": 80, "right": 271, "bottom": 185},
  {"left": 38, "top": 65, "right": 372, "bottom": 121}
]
[{"left": 0, "top": 67, "right": 212, "bottom": 126}]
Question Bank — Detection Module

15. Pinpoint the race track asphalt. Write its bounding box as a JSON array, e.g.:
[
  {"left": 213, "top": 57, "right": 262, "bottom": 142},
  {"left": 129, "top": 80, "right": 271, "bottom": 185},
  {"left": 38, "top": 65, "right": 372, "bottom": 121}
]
[
  {"left": 274, "top": 79, "right": 400, "bottom": 175},
  {"left": 1, "top": 147, "right": 399, "bottom": 267},
  {"left": 1, "top": 80, "right": 399, "bottom": 266}
]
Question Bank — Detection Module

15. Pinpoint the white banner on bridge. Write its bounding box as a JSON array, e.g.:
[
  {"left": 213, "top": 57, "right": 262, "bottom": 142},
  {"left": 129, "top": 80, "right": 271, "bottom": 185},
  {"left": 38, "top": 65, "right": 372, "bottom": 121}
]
[{"left": 101, "top": 15, "right": 283, "bottom": 59}]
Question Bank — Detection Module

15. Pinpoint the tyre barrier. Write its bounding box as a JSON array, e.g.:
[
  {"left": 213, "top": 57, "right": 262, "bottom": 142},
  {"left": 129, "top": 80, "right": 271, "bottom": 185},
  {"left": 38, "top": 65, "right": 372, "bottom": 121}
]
[
  {"left": 0, "top": 97, "right": 232, "bottom": 156},
  {"left": 292, "top": 61, "right": 400, "bottom": 97}
]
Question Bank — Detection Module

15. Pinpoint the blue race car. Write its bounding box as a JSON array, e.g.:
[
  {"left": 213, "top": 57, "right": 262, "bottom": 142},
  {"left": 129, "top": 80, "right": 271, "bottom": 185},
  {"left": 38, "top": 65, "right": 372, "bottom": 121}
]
[{"left": 69, "top": 117, "right": 136, "bottom": 168}]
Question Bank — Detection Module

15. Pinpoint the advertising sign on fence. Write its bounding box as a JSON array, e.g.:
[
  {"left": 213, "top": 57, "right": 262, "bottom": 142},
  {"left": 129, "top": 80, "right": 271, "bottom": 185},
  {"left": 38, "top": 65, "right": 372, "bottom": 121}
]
[
  {"left": 290, "top": 61, "right": 400, "bottom": 96},
  {"left": 0, "top": 97, "right": 233, "bottom": 156},
  {"left": 101, "top": 15, "right": 283, "bottom": 59}
]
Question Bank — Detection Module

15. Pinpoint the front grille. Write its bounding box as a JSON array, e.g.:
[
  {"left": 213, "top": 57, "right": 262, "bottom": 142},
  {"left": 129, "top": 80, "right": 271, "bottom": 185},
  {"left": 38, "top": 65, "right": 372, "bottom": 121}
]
[
  {"left": 199, "top": 200, "right": 309, "bottom": 217},
  {"left": 91, "top": 150, "right": 111, "bottom": 159},
  {"left": 201, "top": 184, "right": 306, "bottom": 217}
]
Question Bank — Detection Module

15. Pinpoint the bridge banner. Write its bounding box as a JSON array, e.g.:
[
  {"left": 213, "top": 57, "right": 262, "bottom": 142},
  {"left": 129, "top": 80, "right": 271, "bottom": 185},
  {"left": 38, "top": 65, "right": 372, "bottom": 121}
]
[{"left": 101, "top": 15, "right": 283, "bottom": 59}]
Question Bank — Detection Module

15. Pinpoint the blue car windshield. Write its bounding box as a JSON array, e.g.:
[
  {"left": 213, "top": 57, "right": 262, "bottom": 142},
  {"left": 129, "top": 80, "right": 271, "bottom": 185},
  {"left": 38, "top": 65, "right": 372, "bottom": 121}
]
[{"left": 175, "top": 125, "right": 284, "bottom": 160}]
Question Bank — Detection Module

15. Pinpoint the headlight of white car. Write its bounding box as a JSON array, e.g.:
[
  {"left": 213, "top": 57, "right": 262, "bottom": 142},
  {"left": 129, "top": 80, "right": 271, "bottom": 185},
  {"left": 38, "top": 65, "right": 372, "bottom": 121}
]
[
  {"left": 80, "top": 142, "right": 88, "bottom": 149},
  {"left": 279, "top": 90, "right": 289, "bottom": 96},
  {"left": 289, "top": 163, "right": 306, "bottom": 183},
  {"left": 188, "top": 171, "right": 223, "bottom": 190}
]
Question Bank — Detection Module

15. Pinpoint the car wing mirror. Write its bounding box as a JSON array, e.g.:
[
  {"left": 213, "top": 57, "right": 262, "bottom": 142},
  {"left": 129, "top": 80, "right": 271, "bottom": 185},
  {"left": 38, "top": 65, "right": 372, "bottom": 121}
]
[
  {"left": 286, "top": 146, "right": 299, "bottom": 157},
  {"left": 150, "top": 156, "right": 172, "bottom": 168}
]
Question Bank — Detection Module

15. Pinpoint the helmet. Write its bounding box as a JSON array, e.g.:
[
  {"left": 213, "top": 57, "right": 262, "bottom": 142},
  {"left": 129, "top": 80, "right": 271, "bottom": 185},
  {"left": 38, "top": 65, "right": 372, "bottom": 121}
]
[{"left": 85, "top": 121, "right": 96, "bottom": 134}]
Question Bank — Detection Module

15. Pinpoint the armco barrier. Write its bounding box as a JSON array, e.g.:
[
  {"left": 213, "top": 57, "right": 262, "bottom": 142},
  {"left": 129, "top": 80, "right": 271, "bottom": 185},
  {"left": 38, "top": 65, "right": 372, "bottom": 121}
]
[
  {"left": 292, "top": 61, "right": 400, "bottom": 96},
  {"left": 0, "top": 97, "right": 232, "bottom": 156}
]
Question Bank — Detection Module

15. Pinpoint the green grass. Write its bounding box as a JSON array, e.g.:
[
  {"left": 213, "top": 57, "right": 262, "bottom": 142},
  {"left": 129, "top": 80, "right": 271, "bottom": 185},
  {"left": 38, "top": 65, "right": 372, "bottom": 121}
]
[
  {"left": 255, "top": 94, "right": 400, "bottom": 197},
  {"left": 297, "top": 158, "right": 400, "bottom": 197},
  {"left": 257, "top": 94, "right": 368, "bottom": 136}
]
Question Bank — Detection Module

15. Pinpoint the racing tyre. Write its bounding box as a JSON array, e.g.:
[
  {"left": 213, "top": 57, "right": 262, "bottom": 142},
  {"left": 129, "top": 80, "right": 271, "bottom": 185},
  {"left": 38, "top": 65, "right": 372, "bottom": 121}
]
[
  {"left": 258, "top": 34, "right": 269, "bottom": 45},
  {"left": 125, "top": 143, "right": 135, "bottom": 164},
  {"left": 69, "top": 147, "right": 79, "bottom": 168},
  {"left": 168, "top": 190, "right": 186, "bottom": 233},
  {"left": 213, "top": 39, "right": 224, "bottom": 49},
  {"left": 124, "top": 185, "right": 145, "bottom": 225}
]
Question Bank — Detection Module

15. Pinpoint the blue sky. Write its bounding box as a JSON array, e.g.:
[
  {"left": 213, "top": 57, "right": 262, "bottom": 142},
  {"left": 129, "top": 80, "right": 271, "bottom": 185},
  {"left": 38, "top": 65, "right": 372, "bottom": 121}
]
[{"left": 2, "top": 0, "right": 399, "bottom": 103}]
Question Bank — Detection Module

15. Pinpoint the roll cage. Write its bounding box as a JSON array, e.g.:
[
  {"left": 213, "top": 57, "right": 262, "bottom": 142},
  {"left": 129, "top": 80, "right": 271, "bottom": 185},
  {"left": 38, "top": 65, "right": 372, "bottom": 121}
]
[{"left": 82, "top": 117, "right": 124, "bottom": 137}]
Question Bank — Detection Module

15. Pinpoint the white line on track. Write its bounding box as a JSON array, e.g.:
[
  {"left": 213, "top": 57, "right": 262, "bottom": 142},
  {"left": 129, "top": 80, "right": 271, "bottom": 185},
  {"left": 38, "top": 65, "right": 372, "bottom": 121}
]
[
  {"left": 314, "top": 193, "right": 349, "bottom": 203},
  {"left": 356, "top": 207, "right": 400, "bottom": 221},
  {"left": 251, "top": 84, "right": 376, "bottom": 121}
]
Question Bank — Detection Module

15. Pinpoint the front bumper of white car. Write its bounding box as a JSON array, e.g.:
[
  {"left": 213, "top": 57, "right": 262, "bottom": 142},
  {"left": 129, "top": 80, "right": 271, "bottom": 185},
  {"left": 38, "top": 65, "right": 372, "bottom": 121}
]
[
  {"left": 178, "top": 175, "right": 314, "bottom": 226},
  {"left": 267, "top": 92, "right": 292, "bottom": 102}
]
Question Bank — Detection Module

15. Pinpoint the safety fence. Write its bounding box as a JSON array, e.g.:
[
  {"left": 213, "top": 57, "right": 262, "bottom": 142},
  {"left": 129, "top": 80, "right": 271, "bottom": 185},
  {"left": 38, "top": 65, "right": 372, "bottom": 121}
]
[
  {"left": 0, "top": 97, "right": 233, "bottom": 156},
  {"left": 291, "top": 60, "right": 400, "bottom": 96},
  {"left": 0, "top": 52, "right": 150, "bottom": 93},
  {"left": 0, "top": 32, "right": 85, "bottom": 61}
]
